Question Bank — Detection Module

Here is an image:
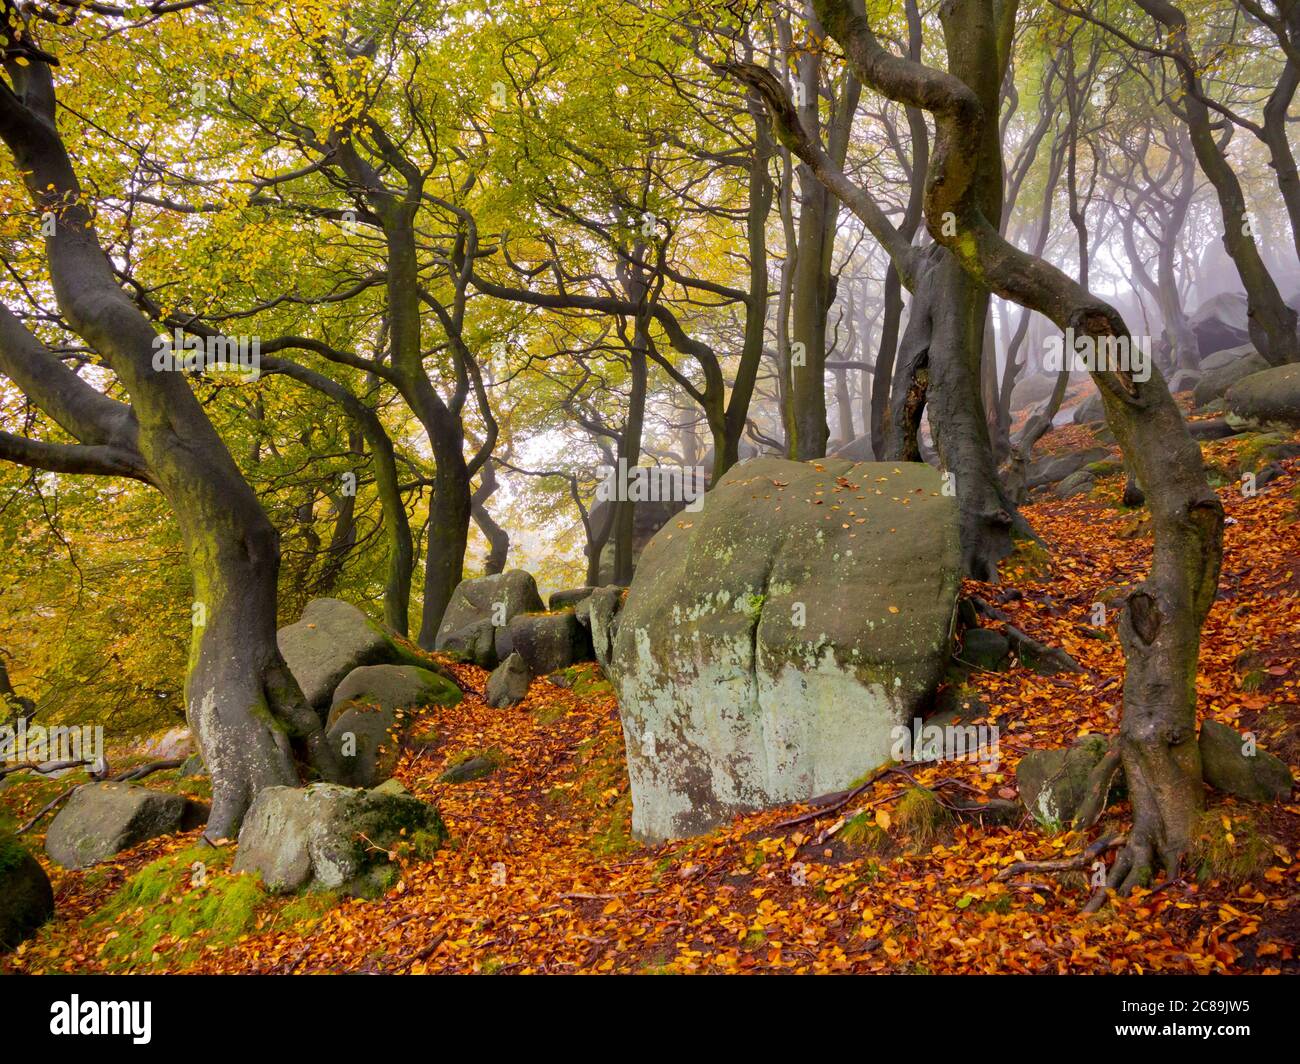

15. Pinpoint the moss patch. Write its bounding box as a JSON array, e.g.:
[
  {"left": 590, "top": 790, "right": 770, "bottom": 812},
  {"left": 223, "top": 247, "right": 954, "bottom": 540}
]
[{"left": 1191, "top": 811, "right": 1274, "bottom": 888}]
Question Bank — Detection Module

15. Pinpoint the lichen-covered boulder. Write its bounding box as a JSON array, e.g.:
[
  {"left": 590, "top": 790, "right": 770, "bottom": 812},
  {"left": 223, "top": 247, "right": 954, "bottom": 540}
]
[
  {"left": 1199, "top": 720, "right": 1294, "bottom": 802},
  {"left": 610, "top": 457, "right": 961, "bottom": 842},
  {"left": 277, "top": 598, "right": 418, "bottom": 711},
  {"left": 0, "top": 833, "right": 54, "bottom": 952},
  {"left": 1225, "top": 364, "right": 1300, "bottom": 430},
  {"left": 434, "top": 570, "right": 545, "bottom": 669},
  {"left": 325, "top": 704, "right": 402, "bottom": 788},
  {"left": 499, "top": 611, "right": 593, "bottom": 674},
  {"left": 485, "top": 652, "right": 530, "bottom": 708},
  {"left": 1192, "top": 347, "right": 1270, "bottom": 409},
  {"left": 45, "top": 783, "right": 207, "bottom": 870},
  {"left": 233, "top": 783, "right": 445, "bottom": 894},
  {"left": 1016, "top": 735, "right": 1110, "bottom": 828}
]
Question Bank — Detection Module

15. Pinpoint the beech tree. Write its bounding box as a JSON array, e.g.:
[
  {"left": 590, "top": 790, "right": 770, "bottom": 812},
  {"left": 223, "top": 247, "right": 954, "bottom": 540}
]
[{"left": 0, "top": 34, "right": 338, "bottom": 840}]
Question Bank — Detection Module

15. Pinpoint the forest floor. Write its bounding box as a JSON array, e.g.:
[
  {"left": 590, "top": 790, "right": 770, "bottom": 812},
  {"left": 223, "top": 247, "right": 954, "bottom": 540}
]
[{"left": 3, "top": 420, "right": 1298, "bottom": 975}]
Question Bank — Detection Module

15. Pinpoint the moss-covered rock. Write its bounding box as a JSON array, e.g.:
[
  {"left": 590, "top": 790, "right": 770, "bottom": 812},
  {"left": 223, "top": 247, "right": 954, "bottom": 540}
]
[
  {"left": 434, "top": 570, "right": 545, "bottom": 668},
  {"left": 610, "top": 457, "right": 960, "bottom": 842},
  {"left": 1055, "top": 469, "right": 1096, "bottom": 498},
  {"left": 277, "top": 598, "right": 438, "bottom": 712},
  {"left": 233, "top": 783, "right": 446, "bottom": 894},
  {"left": 1225, "top": 363, "right": 1300, "bottom": 430},
  {"left": 324, "top": 664, "right": 460, "bottom": 787},
  {"left": 1016, "top": 735, "right": 1111, "bottom": 829},
  {"left": 1199, "top": 719, "right": 1294, "bottom": 802},
  {"left": 0, "top": 829, "right": 54, "bottom": 952},
  {"left": 1193, "top": 348, "right": 1270, "bottom": 409},
  {"left": 45, "top": 782, "right": 207, "bottom": 870},
  {"left": 960, "top": 627, "right": 1010, "bottom": 671},
  {"left": 438, "top": 750, "right": 503, "bottom": 784}
]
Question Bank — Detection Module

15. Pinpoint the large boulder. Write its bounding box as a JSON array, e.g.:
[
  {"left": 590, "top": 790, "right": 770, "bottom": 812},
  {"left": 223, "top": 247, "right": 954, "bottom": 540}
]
[
  {"left": 1199, "top": 720, "right": 1294, "bottom": 802},
  {"left": 1225, "top": 364, "right": 1300, "bottom": 430},
  {"left": 830, "top": 433, "right": 875, "bottom": 461},
  {"left": 233, "top": 783, "right": 445, "bottom": 894},
  {"left": 498, "top": 611, "right": 593, "bottom": 674},
  {"left": 1190, "top": 291, "right": 1250, "bottom": 358},
  {"left": 277, "top": 598, "right": 418, "bottom": 711},
  {"left": 1071, "top": 391, "right": 1105, "bottom": 425},
  {"left": 324, "top": 666, "right": 458, "bottom": 787},
  {"left": 0, "top": 834, "right": 54, "bottom": 952},
  {"left": 434, "top": 570, "right": 544, "bottom": 669},
  {"left": 329, "top": 664, "right": 460, "bottom": 717},
  {"left": 609, "top": 457, "right": 961, "bottom": 841},
  {"left": 45, "top": 783, "right": 207, "bottom": 870},
  {"left": 1192, "top": 348, "right": 1270, "bottom": 409},
  {"left": 1016, "top": 735, "right": 1110, "bottom": 828},
  {"left": 485, "top": 652, "right": 531, "bottom": 708}
]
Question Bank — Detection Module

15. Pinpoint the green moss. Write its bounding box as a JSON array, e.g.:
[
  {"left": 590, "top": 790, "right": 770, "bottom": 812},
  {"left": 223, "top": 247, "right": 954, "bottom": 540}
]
[
  {"left": 1191, "top": 811, "right": 1273, "bottom": 887},
  {"left": 1001, "top": 539, "right": 1052, "bottom": 581},
  {"left": 895, "top": 787, "right": 952, "bottom": 852},
  {"left": 89, "top": 846, "right": 267, "bottom": 969},
  {"left": 1240, "top": 669, "right": 1266, "bottom": 693},
  {"left": 839, "top": 812, "right": 890, "bottom": 854},
  {"left": 0, "top": 822, "right": 28, "bottom": 875},
  {"left": 1084, "top": 460, "right": 1123, "bottom": 477}
]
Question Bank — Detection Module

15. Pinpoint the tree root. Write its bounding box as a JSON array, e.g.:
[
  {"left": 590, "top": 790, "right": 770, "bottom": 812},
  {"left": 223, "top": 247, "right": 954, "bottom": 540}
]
[
  {"left": 996, "top": 833, "right": 1125, "bottom": 882},
  {"left": 1070, "top": 737, "right": 1123, "bottom": 831}
]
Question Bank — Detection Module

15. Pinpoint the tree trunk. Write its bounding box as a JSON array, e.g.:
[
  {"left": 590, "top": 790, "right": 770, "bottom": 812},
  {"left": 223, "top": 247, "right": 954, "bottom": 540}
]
[{"left": 0, "top": 54, "right": 338, "bottom": 838}]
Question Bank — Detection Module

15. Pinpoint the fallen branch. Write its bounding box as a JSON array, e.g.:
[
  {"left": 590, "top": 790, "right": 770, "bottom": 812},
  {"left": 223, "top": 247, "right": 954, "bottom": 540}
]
[{"left": 995, "top": 833, "right": 1125, "bottom": 881}]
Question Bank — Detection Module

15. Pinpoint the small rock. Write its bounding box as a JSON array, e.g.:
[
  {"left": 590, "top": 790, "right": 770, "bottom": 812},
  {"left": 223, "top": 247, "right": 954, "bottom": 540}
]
[
  {"left": 961, "top": 628, "right": 1010, "bottom": 671},
  {"left": 1055, "top": 469, "right": 1096, "bottom": 497},
  {"left": 1016, "top": 735, "right": 1111, "bottom": 828},
  {"left": 438, "top": 755, "right": 500, "bottom": 784},
  {"left": 485, "top": 653, "right": 531, "bottom": 708}
]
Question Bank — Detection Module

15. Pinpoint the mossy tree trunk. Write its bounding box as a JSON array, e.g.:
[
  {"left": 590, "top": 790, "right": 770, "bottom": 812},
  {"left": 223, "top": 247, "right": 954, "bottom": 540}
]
[
  {"left": 816, "top": 0, "right": 1223, "bottom": 888},
  {"left": 0, "top": 52, "right": 338, "bottom": 839}
]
